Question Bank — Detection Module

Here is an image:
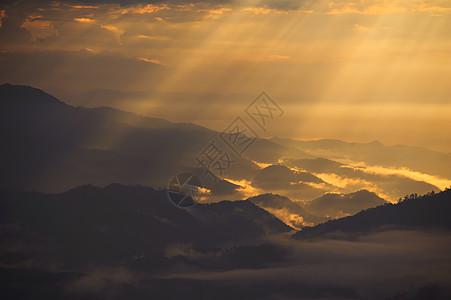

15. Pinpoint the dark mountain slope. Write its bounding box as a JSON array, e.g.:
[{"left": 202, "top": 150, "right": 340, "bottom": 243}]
[
  {"left": 0, "top": 184, "right": 291, "bottom": 268},
  {"left": 1, "top": 84, "right": 296, "bottom": 192},
  {"left": 305, "top": 190, "right": 387, "bottom": 218},
  {"left": 293, "top": 189, "right": 451, "bottom": 239},
  {"left": 253, "top": 164, "right": 324, "bottom": 187}
]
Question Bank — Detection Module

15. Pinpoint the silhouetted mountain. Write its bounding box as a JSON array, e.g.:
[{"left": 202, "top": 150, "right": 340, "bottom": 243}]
[
  {"left": 293, "top": 189, "right": 451, "bottom": 239},
  {"left": 0, "top": 184, "right": 291, "bottom": 268},
  {"left": 272, "top": 137, "right": 451, "bottom": 179},
  {"left": 0, "top": 267, "right": 85, "bottom": 299},
  {"left": 253, "top": 165, "right": 324, "bottom": 187},
  {"left": 251, "top": 164, "right": 328, "bottom": 201},
  {"left": 285, "top": 157, "right": 343, "bottom": 173},
  {"left": 0, "top": 83, "right": 69, "bottom": 108},
  {"left": 247, "top": 193, "right": 323, "bottom": 228},
  {"left": 87, "top": 106, "right": 209, "bottom": 131},
  {"left": 305, "top": 190, "right": 387, "bottom": 218},
  {"left": 1, "top": 84, "right": 444, "bottom": 205},
  {"left": 190, "top": 200, "right": 292, "bottom": 238},
  {"left": 1, "top": 84, "right": 297, "bottom": 193}
]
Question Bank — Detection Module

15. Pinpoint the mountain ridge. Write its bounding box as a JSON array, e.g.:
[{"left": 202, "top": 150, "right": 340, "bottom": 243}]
[
  {"left": 293, "top": 189, "right": 451, "bottom": 239},
  {"left": 0, "top": 183, "right": 292, "bottom": 268}
]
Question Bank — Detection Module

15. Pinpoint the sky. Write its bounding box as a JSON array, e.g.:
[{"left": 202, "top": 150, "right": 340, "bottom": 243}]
[{"left": 1, "top": 0, "right": 451, "bottom": 151}]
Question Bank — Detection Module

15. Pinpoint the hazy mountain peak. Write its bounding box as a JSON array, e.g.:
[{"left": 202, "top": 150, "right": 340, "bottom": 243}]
[
  {"left": 0, "top": 83, "right": 67, "bottom": 108},
  {"left": 254, "top": 164, "right": 325, "bottom": 185},
  {"left": 368, "top": 140, "right": 383, "bottom": 146},
  {"left": 247, "top": 193, "right": 323, "bottom": 228},
  {"left": 247, "top": 193, "right": 291, "bottom": 202},
  {"left": 305, "top": 189, "right": 387, "bottom": 219}
]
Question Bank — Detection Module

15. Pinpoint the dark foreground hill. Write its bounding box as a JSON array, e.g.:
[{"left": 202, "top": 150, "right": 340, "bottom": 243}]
[
  {"left": 293, "top": 189, "right": 451, "bottom": 239},
  {"left": 0, "top": 184, "right": 290, "bottom": 268}
]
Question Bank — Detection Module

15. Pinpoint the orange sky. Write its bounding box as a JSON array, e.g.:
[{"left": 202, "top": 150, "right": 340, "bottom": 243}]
[{"left": 1, "top": 0, "right": 450, "bottom": 151}]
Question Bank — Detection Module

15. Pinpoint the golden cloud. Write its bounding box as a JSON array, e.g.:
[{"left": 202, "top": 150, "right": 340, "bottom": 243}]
[
  {"left": 0, "top": 10, "right": 5, "bottom": 28},
  {"left": 100, "top": 24, "right": 124, "bottom": 45},
  {"left": 118, "top": 4, "right": 170, "bottom": 15},
  {"left": 354, "top": 24, "right": 391, "bottom": 31},
  {"left": 21, "top": 15, "right": 58, "bottom": 40},
  {"left": 138, "top": 57, "right": 165, "bottom": 65},
  {"left": 74, "top": 17, "right": 95, "bottom": 23}
]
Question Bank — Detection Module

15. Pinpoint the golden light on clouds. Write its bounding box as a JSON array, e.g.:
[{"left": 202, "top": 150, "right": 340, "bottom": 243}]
[
  {"left": 117, "top": 3, "right": 170, "bottom": 15},
  {"left": 21, "top": 14, "right": 57, "bottom": 40},
  {"left": 242, "top": 7, "right": 274, "bottom": 15},
  {"left": 0, "top": 9, "right": 6, "bottom": 27},
  {"left": 224, "top": 178, "right": 261, "bottom": 199},
  {"left": 74, "top": 17, "right": 95, "bottom": 23},
  {"left": 1, "top": 0, "right": 450, "bottom": 151},
  {"left": 100, "top": 24, "right": 124, "bottom": 44},
  {"left": 138, "top": 57, "right": 165, "bottom": 65},
  {"left": 348, "top": 164, "right": 451, "bottom": 191},
  {"left": 353, "top": 23, "right": 391, "bottom": 31},
  {"left": 263, "top": 207, "right": 310, "bottom": 229}
]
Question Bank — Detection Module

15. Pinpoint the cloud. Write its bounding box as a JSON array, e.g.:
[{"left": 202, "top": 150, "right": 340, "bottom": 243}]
[
  {"left": 1, "top": 0, "right": 450, "bottom": 154},
  {"left": 138, "top": 57, "right": 165, "bottom": 65},
  {"left": 259, "top": 0, "right": 313, "bottom": 11},
  {"left": 65, "top": 267, "right": 137, "bottom": 296},
  {"left": 328, "top": 1, "right": 408, "bottom": 15},
  {"left": 74, "top": 17, "right": 95, "bottom": 23},
  {"left": 347, "top": 163, "right": 451, "bottom": 191},
  {"left": 0, "top": 9, "right": 6, "bottom": 27},
  {"left": 117, "top": 3, "right": 170, "bottom": 14},
  {"left": 263, "top": 207, "right": 311, "bottom": 229},
  {"left": 21, "top": 14, "right": 58, "bottom": 40},
  {"left": 100, "top": 24, "right": 124, "bottom": 44},
  {"left": 0, "top": 50, "right": 169, "bottom": 96},
  {"left": 269, "top": 54, "right": 292, "bottom": 60},
  {"left": 0, "top": 4, "right": 33, "bottom": 44},
  {"left": 354, "top": 24, "right": 391, "bottom": 31},
  {"left": 161, "top": 230, "right": 451, "bottom": 299},
  {"left": 223, "top": 178, "right": 262, "bottom": 199},
  {"left": 413, "top": 2, "right": 451, "bottom": 13},
  {"left": 242, "top": 7, "right": 273, "bottom": 15}
]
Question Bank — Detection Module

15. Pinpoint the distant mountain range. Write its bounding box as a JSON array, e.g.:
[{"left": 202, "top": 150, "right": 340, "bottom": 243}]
[
  {"left": 247, "top": 190, "right": 387, "bottom": 228},
  {"left": 0, "top": 83, "right": 281, "bottom": 195},
  {"left": 283, "top": 157, "right": 440, "bottom": 201},
  {"left": 272, "top": 137, "right": 451, "bottom": 179},
  {"left": 0, "top": 83, "right": 445, "bottom": 216},
  {"left": 1, "top": 83, "right": 450, "bottom": 300}
]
